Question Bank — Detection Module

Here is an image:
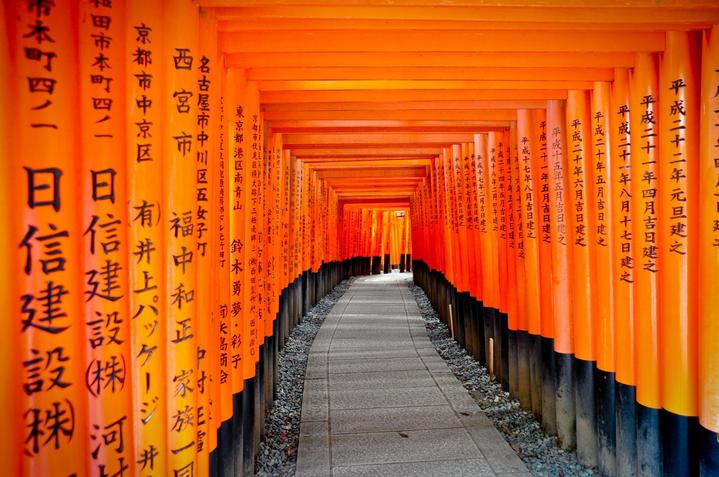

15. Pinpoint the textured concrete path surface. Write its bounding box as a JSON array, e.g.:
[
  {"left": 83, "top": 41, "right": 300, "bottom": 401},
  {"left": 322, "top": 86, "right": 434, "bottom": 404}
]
[{"left": 296, "top": 273, "right": 530, "bottom": 477}]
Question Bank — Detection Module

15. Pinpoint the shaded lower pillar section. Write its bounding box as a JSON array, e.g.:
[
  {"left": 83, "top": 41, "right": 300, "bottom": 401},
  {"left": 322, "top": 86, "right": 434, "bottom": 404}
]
[
  {"left": 411, "top": 259, "right": 719, "bottom": 476},
  {"left": 208, "top": 257, "right": 368, "bottom": 476}
]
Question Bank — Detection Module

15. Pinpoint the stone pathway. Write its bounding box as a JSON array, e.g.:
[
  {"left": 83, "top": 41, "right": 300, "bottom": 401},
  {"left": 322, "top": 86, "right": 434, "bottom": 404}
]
[{"left": 296, "top": 273, "right": 530, "bottom": 477}]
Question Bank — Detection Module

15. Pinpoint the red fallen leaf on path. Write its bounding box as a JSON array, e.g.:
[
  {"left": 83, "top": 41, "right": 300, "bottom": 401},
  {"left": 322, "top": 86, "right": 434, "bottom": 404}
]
[{"left": 399, "top": 432, "right": 409, "bottom": 438}]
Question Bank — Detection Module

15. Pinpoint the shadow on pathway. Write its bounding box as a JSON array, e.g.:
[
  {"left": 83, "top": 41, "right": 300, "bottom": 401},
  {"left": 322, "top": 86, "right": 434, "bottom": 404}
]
[{"left": 296, "top": 273, "right": 530, "bottom": 477}]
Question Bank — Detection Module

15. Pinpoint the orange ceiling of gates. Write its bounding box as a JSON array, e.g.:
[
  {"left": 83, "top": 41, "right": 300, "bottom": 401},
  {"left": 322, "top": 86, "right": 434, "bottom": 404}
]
[{"left": 206, "top": 0, "right": 718, "bottom": 205}]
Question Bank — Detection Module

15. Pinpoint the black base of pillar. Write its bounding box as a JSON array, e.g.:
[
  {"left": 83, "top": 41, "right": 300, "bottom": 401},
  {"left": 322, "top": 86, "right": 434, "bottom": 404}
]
[
  {"left": 234, "top": 390, "right": 245, "bottom": 474},
  {"left": 616, "top": 381, "right": 637, "bottom": 477},
  {"left": 637, "top": 403, "right": 662, "bottom": 476},
  {"left": 660, "top": 410, "right": 698, "bottom": 476},
  {"left": 574, "top": 358, "right": 598, "bottom": 467},
  {"left": 529, "top": 333, "right": 542, "bottom": 420},
  {"left": 241, "top": 379, "right": 255, "bottom": 475},
  {"left": 371, "top": 256, "right": 381, "bottom": 274},
  {"left": 499, "top": 312, "right": 509, "bottom": 392},
  {"left": 555, "top": 352, "right": 576, "bottom": 450},
  {"left": 541, "top": 337, "right": 557, "bottom": 436},
  {"left": 517, "top": 330, "right": 532, "bottom": 411},
  {"left": 508, "top": 329, "right": 519, "bottom": 399},
  {"left": 595, "top": 368, "right": 617, "bottom": 476},
  {"left": 698, "top": 420, "right": 719, "bottom": 475}
]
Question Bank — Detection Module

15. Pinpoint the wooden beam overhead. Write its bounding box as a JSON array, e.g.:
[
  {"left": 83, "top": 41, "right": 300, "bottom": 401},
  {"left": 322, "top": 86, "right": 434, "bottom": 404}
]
[
  {"left": 266, "top": 110, "right": 516, "bottom": 121},
  {"left": 301, "top": 159, "right": 432, "bottom": 168},
  {"left": 268, "top": 118, "right": 512, "bottom": 133},
  {"left": 262, "top": 90, "right": 567, "bottom": 103},
  {"left": 220, "top": 30, "right": 665, "bottom": 53},
  {"left": 324, "top": 175, "right": 425, "bottom": 180},
  {"left": 218, "top": 18, "right": 713, "bottom": 32},
  {"left": 317, "top": 168, "right": 426, "bottom": 178},
  {"left": 337, "top": 191, "right": 414, "bottom": 196},
  {"left": 332, "top": 187, "right": 421, "bottom": 192},
  {"left": 226, "top": 51, "right": 635, "bottom": 68},
  {"left": 210, "top": 4, "right": 718, "bottom": 24},
  {"left": 293, "top": 147, "right": 441, "bottom": 157},
  {"left": 258, "top": 80, "right": 595, "bottom": 91},
  {"left": 297, "top": 156, "right": 436, "bottom": 164},
  {"left": 339, "top": 198, "right": 410, "bottom": 207},
  {"left": 326, "top": 178, "right": 422, "bottom": 191},
  {"left": 262, "top": 100, "right": 548, "bottom": 112},
  {"left": 271, "top": 125, "right": 507, "bottom": 134},
  {"left": 247, "top": 67, "right": 613, "bottom": 81},
  {"left": 327, "top": 182, "right": 424, "bottom": 189}
]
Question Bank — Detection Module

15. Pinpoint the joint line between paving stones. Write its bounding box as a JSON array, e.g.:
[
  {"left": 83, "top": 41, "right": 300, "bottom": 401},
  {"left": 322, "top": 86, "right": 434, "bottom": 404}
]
[
  {"left": 400, "top": 274, "right": 489, "bottom": 462},
  {"left": 322, "top": 288, "right": 354, "bottom": 477}
]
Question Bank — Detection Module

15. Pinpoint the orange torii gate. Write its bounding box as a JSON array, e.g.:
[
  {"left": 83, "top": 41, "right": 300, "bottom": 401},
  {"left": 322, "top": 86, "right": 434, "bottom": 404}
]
[{"left": 2, "top": 1, "right": 719, "bottom": 476}]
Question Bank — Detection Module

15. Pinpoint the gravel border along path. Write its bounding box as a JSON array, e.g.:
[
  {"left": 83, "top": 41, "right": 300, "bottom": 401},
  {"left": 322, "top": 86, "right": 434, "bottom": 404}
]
[
  {"left": 255, "top": 278, "right": 355, "bottom": 476},
  {"left": 409, "top": 281, "right": 597, "bottom": 477}
]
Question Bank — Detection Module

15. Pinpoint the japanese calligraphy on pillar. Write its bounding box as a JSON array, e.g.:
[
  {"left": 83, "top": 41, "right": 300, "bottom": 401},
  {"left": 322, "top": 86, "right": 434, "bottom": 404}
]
[
  {"left": 493, "top": 134, "right": 505, "bottom": 309},
  {"left": 611, "top": 68, "right": 635, "bottom": 388},
  {"left": 165, "top": 2, "right": 200, "bottom": 473},
  {"left": 710, "top": 52, "right": 719, "bottom": 252},
  {"left": 539, "top": 119, "right": 551, "bottom": 245},
  {"left": 591, "top": 82, "right": 614, "bottom": 369},
  {"left": 216, "top": 85, "right": 233, "bottom": 418},
  {"left": 636, "top": 92, "right": 659, "bottom": 275},
  {"left": 194, "top": 47, "right": 214, "bottom": 460},
  {"left": 246, "top": 110, "right": 262, "bottom": 364},
  {"left": 630, "top": 53, "right": 660, "bottom": 408},
  {"left": 569, "top": 113, "right": 588, "bottom": 248},
  {"left": 534, "top": 109, "right": 554, "bottom": 337},
  {"left": 518, "top": 109, "right": 542, "bottom": 334},
  {"left": 593, "top": 112, "right": 609, "bottom": 248},
  {"left": 505, "top": 136, "right": 515, "bottom": 251},
  {"left": 477, "top": 142, "right": 488, "bottom": 235},
  {"left": 127, "top": 0, "right": 167, "bottom": 473},
  {"left": 519, "top": 135, "right": 536, "bottom": 241},
  {"left": 508, "top": 134, "right": 524, "bottom": 260},
  {"left": 455, "top": 148, "right": 465, "bottom": 231},
  {"left": 228, "top": 71, "right": 245, "bottom": 388},
  {"left": 615, "top": 100, "right": 633, "bottom": 284},
  {"left": 490, "top": 138, "right": 501, "bottom": 238},
  {"left": 464, "top": 144, "right": 477, "bottom": 234},
  {"left": 664, "top": 78, "right": 689, "bottom": 256},
  {"left": 282, "top": 151, "right": 291, "bottom": 286},
  {"left": 196, "top": 58, "right": 211, "bottom": 260},
  {"left": 14, "top": 1, "right": 87, "bottom": 473},
  {"left": 81, "top": 1, "right": 133, "bottom": 474},
  {"left": 658, "top": 32, "right": 700, "bottom": 418},
  {"left": 551, "top": 121, "right": 567, "bottom": 246}
]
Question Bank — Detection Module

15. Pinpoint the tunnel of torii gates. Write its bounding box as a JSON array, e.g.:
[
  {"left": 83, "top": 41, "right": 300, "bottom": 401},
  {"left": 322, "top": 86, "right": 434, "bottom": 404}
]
[{"left": 4, "top": 0, "right": 719, "bottom": 476}]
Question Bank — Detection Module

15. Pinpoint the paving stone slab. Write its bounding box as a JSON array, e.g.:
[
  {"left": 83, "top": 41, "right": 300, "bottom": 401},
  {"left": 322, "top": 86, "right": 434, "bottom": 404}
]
[
  {"left": 328, "top": 348, "right": 419, "bottom": 361},
  {"left": 330, "top": 405, "right": 463, "bottom": 435},
  {"left": 330, "top": 428, "right": 481, "bottom": 467},
  {"left": 329, "top": 369, "right": 436, "bottom": 390},
  {"left": 329, "top": 357, "right": 427, "bottom": 374},
  {"left": 301, "top": 379, "right": 329, "bottom": 422},
  {"left": 329, "top": 386, "right": 447, "bottom": 410},
  {"left": 463, "top": 424, "right": 528, "bottom": 474},
  {"left": 296, "top": 421, "right": 331, "bottom": 477},
  {"left": 331, "top": 458, "right": 496, "bottom": 477}
]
